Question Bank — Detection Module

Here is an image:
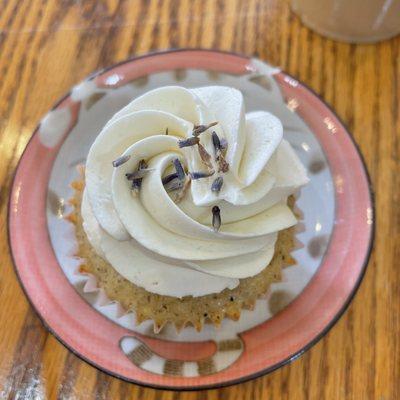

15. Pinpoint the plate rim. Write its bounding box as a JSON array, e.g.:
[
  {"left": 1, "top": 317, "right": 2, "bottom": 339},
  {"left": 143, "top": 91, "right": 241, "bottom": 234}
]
[{"left": 7, "top": 48, "right": 375, "bottom": 391}]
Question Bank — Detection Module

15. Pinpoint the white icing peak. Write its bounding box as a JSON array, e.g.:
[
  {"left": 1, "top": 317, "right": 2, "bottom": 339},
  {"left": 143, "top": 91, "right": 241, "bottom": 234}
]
[{"left": 83, "top": 86, "right": 309, "bottom": 298}]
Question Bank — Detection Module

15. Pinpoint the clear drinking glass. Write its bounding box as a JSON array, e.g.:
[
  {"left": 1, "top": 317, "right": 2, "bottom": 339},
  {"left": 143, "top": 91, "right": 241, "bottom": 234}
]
[{"left": 291, "top": 0, "right": 400, "bottom": 43}]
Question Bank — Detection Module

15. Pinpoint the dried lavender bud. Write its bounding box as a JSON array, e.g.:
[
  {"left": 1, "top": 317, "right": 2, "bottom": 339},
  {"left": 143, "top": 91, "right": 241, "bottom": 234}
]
[
  {"left": 211, "top": 131, "right": 221, "bottom": 153},
  {"left": 217, "top": 155, "right": 229, "bottom": 173},
  {"left": 212, "top": 132, "right": 228, "bottom": 172},
  {"left": 189, "top": 170, "right": 215, "bottom": 180},
  {"left": 219, "top": 138, "right": 228, "bottom": 151},
  {"left": 138, "top": 159, "right": 148, "bottom": 170},
  {"left": 126, "top": 158, "right": 149, "bottom": 194},
  {"left": 212, "top": 206, "right": 221, "bottom": 232},
  {"left": 192, "top": 121, "right": 218, "bottom": 136},
  {"left": 162, "top": 172, "right": 178, "bottom": 185},
  {"left": 164, "top": 178, "right": 184, "bottom": 192},
  {"left": 173, "top": 158, "right": 186, "bottom": 181},
  {"left": 178, "top": 136, "right": 199, "bottom": 148},
  {"left": 211, "top": 176, "right": 223, "bottom": 193},
  {"left": 112, "top": 154, "right": 131, "bottom": 167},
  {"left": 197, "top": 143, "right": 213, "bottom": 169},
  {"left": 175, "top": 177, "right": 191, "bottom": 203},
  {"left": 125, "top": 168, "right": 153, "bottom": 180},
  {"left": 131, "top": 179, "right": 142, "bottom": 194}
]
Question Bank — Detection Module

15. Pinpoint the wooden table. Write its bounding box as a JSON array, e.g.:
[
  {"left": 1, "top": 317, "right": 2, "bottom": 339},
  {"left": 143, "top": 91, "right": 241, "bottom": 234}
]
[{"left": 0, "top": 1, "right": 398, "bottom": 399}]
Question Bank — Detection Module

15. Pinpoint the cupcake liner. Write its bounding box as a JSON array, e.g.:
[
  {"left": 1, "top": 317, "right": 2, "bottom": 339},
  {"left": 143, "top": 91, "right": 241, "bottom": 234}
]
[{"left": 73, "top": 265, "right": 153, "bottom": 332}]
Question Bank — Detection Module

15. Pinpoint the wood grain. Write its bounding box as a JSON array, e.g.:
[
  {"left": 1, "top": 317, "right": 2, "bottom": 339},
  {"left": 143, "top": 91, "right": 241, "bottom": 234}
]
[{"left": 0, "top": 0, "right": 399, "bottom": 399}]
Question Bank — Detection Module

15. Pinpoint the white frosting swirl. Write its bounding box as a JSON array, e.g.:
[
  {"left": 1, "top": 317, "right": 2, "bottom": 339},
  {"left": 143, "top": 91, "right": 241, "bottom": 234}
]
[{"left": 83, "top": 86, "right": 309, "bottom": 298}]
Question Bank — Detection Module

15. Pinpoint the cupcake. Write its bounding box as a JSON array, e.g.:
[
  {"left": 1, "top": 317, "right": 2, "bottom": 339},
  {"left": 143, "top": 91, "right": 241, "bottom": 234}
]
[{"left": 68, "top": 86, "right": 309, "bottom": 332}]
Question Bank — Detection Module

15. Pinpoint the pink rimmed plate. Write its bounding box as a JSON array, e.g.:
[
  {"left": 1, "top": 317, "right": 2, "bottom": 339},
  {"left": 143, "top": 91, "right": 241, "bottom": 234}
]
[{"left": 8, "top": 49, "right": 374, "bottom": 390}]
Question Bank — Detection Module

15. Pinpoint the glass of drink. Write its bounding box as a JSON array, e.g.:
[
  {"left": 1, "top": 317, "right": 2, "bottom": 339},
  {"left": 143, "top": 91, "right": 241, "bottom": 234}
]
[{"left": 291, "top": 0, "right": 400, "bottom": 43}]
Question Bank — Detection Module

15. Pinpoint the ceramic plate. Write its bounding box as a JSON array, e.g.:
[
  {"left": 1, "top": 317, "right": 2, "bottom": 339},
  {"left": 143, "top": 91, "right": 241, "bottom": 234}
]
[{"left": 8, "top": 49, "right": 374, "bottom": 390}]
